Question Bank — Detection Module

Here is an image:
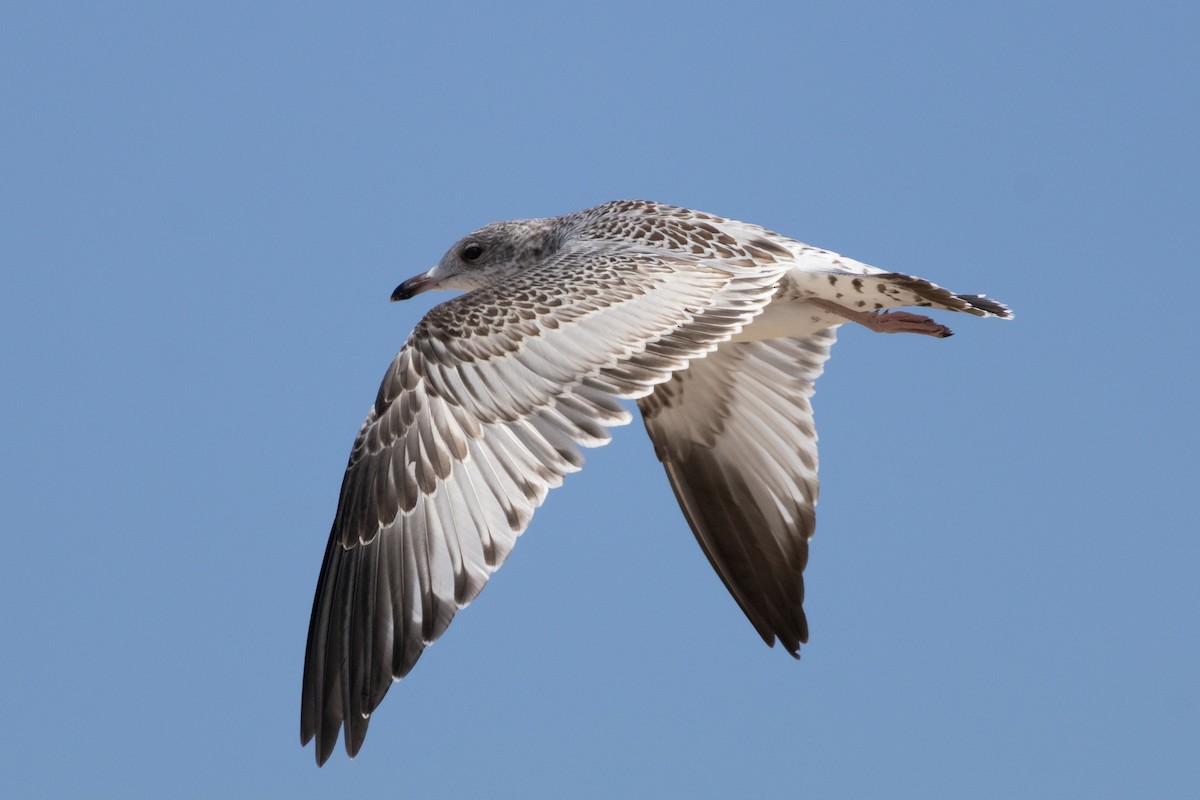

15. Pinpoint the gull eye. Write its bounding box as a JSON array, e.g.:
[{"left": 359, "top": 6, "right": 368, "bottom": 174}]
[{"left": 461, "top": 243, "right": 484, "bottom": 262}]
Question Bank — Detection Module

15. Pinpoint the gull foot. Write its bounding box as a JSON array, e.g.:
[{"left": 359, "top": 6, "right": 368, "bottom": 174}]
[{"left": 810, "top": 299, "right": 954, "bottom": 338}]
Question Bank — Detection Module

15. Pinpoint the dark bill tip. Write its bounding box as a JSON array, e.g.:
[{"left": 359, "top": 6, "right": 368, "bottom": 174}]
[{"left": 390, "top": 272, "right": 435, "bottom": 302}]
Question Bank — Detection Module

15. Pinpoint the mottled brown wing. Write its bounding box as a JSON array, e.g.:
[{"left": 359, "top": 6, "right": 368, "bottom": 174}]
[
  {"left": 638, "top": 329, "right": 838, "bottom": 655},
  {"left": 302, "top": 248, "right": 785, "bottom": 764}
]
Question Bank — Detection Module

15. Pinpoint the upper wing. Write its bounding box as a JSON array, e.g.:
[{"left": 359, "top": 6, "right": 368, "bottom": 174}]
[
  {"left": 302, "top": 248, "right": 784, "bottom": 764},
  {"left": 637, "top": 329, "right": 838, "bottom": 655}
]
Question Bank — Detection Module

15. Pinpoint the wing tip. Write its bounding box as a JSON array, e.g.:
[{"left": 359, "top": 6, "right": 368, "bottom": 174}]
[{"left": 301, "top": 724, "right": 361, "bottom": 767}]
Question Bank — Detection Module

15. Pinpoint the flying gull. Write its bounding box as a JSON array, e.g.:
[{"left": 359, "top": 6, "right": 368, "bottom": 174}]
[{"left": 301, "top": 200, "right": 1012, "bottom": 764}]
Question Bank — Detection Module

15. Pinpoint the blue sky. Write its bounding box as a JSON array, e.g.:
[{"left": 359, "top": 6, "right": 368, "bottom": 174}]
[{"left": 3, "top": 1, "right": 1197, "bottom": 797}]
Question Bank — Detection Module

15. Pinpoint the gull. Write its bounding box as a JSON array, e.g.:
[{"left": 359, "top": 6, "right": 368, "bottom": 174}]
[{"left": 301, "top": 200, "right": 1012, "bottom": 764}]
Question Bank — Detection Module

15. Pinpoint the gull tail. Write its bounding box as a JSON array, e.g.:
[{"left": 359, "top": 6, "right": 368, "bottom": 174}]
[{"left": 876, "top": 272, "right": 1013, "bottom": 319}]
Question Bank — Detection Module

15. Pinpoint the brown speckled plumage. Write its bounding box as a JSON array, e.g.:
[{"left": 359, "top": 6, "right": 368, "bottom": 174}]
[{"left": 302, "top": 200, "right": 1012, "bottom": 764}]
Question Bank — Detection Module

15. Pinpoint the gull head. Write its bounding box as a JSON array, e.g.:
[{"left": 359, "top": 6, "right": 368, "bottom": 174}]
[{"left": 392, "top": 217, "right": 563, "bottom": 301}]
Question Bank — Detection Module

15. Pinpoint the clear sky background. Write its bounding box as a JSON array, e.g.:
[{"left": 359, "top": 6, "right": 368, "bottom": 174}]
[{"left": 3, "top": 1, "right": 1197, "bottom": 797}]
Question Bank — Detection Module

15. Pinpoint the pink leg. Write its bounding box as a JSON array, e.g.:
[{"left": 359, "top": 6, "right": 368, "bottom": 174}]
[{"left": 810, "top": 299, "right": 954, "bottom": 338}]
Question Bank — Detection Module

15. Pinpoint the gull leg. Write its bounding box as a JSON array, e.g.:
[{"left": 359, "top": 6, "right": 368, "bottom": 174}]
[{"left": 809, "top": 298, "right": 954, "bottom": 338}]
